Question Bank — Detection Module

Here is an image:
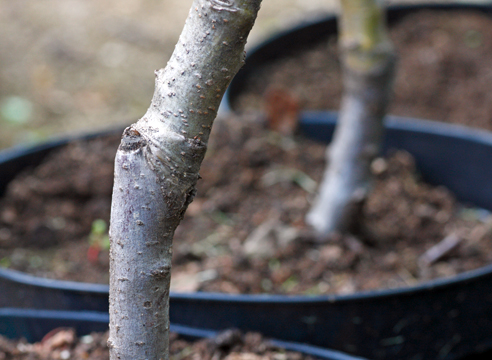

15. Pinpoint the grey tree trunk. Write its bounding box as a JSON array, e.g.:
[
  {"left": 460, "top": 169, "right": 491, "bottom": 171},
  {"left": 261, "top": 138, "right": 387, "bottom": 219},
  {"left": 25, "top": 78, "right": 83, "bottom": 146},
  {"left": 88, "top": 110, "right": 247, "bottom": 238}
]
[
  {"left": 307, "top": 0, "right": 396, "bottom": 236},
  {"left": 108, "top": 1, "right": 262, "bottom": 359}
]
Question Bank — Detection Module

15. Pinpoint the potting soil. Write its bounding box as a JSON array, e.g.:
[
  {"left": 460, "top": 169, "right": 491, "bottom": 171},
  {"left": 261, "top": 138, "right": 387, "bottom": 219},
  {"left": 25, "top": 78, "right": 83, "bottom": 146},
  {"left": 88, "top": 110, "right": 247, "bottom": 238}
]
[{"left": 0, "top": 112, "right": 491, "bottom": 295}]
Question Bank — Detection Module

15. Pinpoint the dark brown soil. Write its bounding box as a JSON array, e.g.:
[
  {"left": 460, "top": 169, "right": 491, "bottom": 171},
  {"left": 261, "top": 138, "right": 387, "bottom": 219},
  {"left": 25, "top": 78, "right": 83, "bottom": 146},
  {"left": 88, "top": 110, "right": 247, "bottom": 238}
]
[
  {"left": 0, "top": 113, "right": 491, "bottom": 295},
  {"left": 0, "top": 134, "right": 118, "bottom": 284},
  {"left": 233, "top": 9, "right": 492, "bottom": 131},
  {"left": 0, "top": 9, "right": 492, "bottom": 296},
  {"left": 0, "top": 328, "right": 314, "bottom": 360}
]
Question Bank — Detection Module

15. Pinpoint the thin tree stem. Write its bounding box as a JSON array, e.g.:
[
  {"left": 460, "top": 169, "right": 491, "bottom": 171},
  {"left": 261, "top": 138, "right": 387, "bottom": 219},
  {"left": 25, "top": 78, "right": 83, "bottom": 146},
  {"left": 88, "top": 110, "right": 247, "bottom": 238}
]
[
  {"left": 307, "top": 0, "right": 396, "bottom": 236},
  {"left": 108, "top": 1, "right": 262, "bottom": 359}
]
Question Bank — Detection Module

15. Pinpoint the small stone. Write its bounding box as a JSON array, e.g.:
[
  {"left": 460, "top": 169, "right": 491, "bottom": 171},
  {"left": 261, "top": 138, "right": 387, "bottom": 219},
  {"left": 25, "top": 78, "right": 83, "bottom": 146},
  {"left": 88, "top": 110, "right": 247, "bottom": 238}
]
[
  {"left": 371, "top": 157, "right": 388, "bottom": 175},
  {"left": 319, "top": 245, "right": 343, "bottom": 263}
]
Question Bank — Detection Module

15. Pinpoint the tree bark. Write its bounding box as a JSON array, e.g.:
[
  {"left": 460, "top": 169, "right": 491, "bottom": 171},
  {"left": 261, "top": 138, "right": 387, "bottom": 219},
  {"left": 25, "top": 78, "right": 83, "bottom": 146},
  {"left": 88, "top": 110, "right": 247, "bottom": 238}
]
[
  {"left": 108, "top": 1, "right": 262, "bottom": 359},
  {"left": 307, "top": 0, "right": 396, "bottom": 236}
]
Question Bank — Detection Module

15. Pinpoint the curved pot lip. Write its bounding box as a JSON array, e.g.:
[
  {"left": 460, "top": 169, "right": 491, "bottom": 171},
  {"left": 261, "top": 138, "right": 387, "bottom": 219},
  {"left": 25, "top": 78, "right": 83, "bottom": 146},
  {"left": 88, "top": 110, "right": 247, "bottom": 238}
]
[
  {"left": 0, "top": 308, "right": 368, "bottom": 360},
  {"left": 221, "top": 1, "right": 492, "bottom": 114},
  {"left": 304, "top": 110, "right": 492, "bottom": 147},
  {"left": 0, "top": 125, "right": 125, "bottom": 164},
  {"left": 1, "top": 260, "right": 492, "bottom": 304},
  {"left": 2, "top": 111, "right": 492, "bottom": 304}
]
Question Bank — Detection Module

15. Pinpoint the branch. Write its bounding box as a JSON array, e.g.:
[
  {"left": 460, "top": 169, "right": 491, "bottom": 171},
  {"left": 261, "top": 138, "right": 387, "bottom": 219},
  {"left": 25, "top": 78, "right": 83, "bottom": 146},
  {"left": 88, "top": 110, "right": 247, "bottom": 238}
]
[
  {"left": 108, "top": 1, "right": 262, "bottom": 359},
  {"left": 307, "top": 0, "right": 396, "bottom": 236}
]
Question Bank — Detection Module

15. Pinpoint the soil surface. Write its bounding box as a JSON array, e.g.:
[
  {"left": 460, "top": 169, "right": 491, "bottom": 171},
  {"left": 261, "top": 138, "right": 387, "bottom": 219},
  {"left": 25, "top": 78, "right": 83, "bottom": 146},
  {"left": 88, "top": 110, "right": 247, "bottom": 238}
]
[
  {"left": 233, "top": 9, "right": 492, "bottom": 131},
  {"left": 0, "top": 113, "right": 491, "bottom": 295},
  {"left": 1, "top": 9, "right": 492, "bottom": 296},
  {"left": 0, "top": 328, "right": 315, "bottom": 360}
]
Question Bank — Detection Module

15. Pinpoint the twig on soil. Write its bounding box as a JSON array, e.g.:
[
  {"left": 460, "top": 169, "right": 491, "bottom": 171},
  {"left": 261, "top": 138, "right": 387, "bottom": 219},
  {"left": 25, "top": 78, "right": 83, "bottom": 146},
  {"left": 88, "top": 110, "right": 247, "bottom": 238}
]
[{"left": 418, "top": 233, "right": 462, "bottom": 267}]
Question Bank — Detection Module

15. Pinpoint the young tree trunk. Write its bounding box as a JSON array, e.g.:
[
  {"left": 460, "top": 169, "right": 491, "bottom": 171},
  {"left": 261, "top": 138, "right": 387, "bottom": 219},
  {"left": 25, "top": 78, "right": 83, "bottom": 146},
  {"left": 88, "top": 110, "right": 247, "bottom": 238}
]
[
  {"left": 307, "top": 0, "right": 396, "bottom": 236},
  {"left": 108, "top": 1, "right": 262, "bottom": 359}
]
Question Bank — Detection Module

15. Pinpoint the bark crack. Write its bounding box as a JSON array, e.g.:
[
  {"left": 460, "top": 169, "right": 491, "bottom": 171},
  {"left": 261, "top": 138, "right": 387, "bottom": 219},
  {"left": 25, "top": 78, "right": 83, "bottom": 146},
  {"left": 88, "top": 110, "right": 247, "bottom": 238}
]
[
  {"left": 150, "top": 264, "right": 171, "bottom": 279},
  {"left": 210, "top": 0, "right": 238, "bottom": 12}
]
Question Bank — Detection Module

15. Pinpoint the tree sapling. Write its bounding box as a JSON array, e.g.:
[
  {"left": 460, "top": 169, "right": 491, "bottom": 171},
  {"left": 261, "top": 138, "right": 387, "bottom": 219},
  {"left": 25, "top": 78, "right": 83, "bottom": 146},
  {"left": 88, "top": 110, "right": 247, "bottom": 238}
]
[
  {"left": 307, "top": 0, "right": 397, "bottom": 236},
  {"left": 108, "top": 1, "right": 262, "bottom": 359}
]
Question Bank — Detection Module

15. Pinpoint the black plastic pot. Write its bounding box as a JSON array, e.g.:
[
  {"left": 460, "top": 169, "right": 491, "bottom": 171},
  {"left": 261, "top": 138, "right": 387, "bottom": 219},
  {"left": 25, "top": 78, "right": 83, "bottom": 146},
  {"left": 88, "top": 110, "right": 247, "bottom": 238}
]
[
  {"left": 2, "top": 3, "right": 492, "bottom": 360},
  {"left": 0, "top": 309, "right": 366, "bottom": 360},
  {"left": 2, "top": 115, "right": 492, "bottom": 360}
]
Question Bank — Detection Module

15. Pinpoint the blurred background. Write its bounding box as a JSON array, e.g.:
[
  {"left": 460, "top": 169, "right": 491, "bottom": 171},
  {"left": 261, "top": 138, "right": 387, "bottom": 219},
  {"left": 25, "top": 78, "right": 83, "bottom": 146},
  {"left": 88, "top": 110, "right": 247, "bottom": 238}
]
[{"left": 0, "top": 0, "right": 486, "bottom": 150}]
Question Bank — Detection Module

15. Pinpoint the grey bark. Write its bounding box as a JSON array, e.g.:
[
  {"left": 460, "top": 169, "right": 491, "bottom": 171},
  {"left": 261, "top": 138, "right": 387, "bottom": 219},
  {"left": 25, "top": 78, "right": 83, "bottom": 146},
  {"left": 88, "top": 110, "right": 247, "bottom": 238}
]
[
  {"left": 307, "top": 0, "right": 397, "bottom": 236},
  {"left": 108, "top": 1, "right": 262, "bottom": 359}
]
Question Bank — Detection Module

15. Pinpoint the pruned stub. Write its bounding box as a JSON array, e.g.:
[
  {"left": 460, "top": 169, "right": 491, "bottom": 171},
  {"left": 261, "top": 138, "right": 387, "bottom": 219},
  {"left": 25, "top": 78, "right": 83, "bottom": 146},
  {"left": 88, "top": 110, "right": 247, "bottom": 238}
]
[{"left": 119, "top": 126, "right": 147, "bottom": 152}]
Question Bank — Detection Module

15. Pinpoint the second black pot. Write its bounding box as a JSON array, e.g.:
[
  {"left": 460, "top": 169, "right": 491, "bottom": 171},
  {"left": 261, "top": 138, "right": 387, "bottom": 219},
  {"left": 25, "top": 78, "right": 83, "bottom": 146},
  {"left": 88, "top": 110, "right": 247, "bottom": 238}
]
[{"left": 0, "top": 308, "right": 368, "bottom": 360}]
